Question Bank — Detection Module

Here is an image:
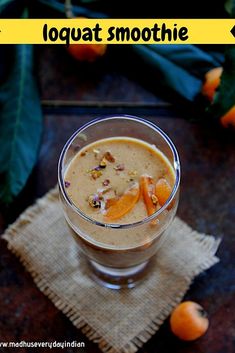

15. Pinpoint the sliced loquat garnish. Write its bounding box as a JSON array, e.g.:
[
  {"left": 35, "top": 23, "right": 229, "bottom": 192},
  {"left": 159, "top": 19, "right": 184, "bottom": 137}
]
[
  {"left": 104, "top": 182, "right": 140, "bottom": 221},
  {"left": 155, "top": 178, "right": 172, "bottom": 207},
  {"left": 140, "top": 175, "right": 157, "bottom": 217}
]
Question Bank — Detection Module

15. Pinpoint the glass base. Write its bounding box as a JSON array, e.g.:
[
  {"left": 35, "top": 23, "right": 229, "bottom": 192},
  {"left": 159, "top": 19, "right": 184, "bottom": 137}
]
[{"left": 88, "top": 260, "right": 150, "bottom": 289}]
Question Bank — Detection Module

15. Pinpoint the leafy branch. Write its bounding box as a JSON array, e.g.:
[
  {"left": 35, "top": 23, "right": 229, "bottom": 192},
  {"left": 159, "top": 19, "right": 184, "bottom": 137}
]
[
  {"left": 0, "top": 44, "right": 43, "bottom": 203},
  {"left": 208, "top": 0, "right": 235, "bottom": 119}
]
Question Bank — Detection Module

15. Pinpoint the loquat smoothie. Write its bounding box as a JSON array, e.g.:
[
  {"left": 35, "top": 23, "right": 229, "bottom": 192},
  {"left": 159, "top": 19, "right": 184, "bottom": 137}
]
[{"left": 59, "top": 116, "right": 181, "bottom": 288}]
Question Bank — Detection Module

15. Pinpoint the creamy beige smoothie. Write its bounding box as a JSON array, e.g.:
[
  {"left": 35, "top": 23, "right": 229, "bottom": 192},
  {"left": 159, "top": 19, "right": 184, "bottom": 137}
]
[{"left": 64, "top": 137, "right": 175, "bottom": 252}]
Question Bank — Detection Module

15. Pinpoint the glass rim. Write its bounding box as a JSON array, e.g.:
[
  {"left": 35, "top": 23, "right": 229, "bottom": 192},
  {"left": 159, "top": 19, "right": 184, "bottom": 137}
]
[{"left": 58, "top": 115, "right": 181, "bottom": 229}]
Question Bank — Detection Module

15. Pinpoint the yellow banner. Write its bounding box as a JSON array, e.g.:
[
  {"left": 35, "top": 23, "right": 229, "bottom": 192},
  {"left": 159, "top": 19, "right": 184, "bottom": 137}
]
[{"left": 0, "top": 19, "right": 235, "bottom": 44}]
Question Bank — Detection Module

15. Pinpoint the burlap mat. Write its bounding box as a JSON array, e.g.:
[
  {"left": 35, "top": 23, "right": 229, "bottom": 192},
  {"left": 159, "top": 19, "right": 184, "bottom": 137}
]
[{"left": 2, "top": 187, "right": 220, "bottom": 353}]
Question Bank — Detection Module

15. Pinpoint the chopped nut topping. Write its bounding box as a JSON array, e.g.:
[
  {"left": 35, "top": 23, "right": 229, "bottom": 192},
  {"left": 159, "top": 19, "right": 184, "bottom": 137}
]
[
  {"left": 91, "top": 169, "right": 102, "bottom": 180},
  {"left": 88, "top": 195, "right": 101, "bottom": 208},
  {"left": 99, "top": 158, "right": 107, "bottom": 168},
  {"left": 104, "top": 151, "right": 115, "bottom": 163},
  {"left": 80, "top": 151, "right": 86, "bottom": 156},
  {"left": 102, "top": 187, "right": 112, "bottom": 194},
  {"left": 114, "top": 164, "right": 125, "bottom": 171},
  {"left": 97, "top": 188, "right": 113, "bottom": 199},
  {"left": 128, "top": 170, "right": 137, "bottom": 176},
  {"left": 93, "top": 149, "right": 100, "bottom": 157},
  {"left": 103, "top": 179, "right": 110, "bottom": 186},
  {"left": 151, "top": 194, "right": 158, "bottom": 205},
  {"left": 97, "top": 191, "right": 104, "bottom": 199},
  {"left": 64, "top": 181, "right": 71, "bottom": 188}
]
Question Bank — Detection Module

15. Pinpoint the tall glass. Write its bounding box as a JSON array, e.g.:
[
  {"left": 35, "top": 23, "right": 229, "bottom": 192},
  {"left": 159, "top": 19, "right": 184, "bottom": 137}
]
[{"left": 58, "top": 116, "right": 180, "bottom": 289}]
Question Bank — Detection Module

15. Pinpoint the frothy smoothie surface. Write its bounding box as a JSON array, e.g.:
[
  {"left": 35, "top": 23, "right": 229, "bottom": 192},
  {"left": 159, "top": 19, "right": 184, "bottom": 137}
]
[{"left": 64, "top": 137, "right": 175, "bottom": 224}]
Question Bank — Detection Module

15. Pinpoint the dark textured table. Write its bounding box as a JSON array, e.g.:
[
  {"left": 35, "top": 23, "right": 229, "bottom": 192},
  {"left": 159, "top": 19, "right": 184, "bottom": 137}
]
[{"left": 0, "top": 46, "right": 234, "bottom": 353}]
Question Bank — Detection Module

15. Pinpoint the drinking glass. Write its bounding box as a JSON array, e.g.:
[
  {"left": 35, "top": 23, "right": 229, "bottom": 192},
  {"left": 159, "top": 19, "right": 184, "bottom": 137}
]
[{"left": 58, "top": 115, "right": 180, "bottom": 289}]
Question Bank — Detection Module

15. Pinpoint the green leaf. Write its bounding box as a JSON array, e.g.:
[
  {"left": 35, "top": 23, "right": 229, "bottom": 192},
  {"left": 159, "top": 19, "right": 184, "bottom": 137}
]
[
  {"left": 144, "top": 45, "right": 223, "bottom": 78},
  {"left": 214, "top": 2, "right": 235, "bottom": 120},
  {"left": 0, "top": 44, "right": 43, "bottom": 203},
  {"left": 207, "top": 45, "right": 235, "bottom": 120},
  {"left": 0, "top": 0, "right": 13, "bottom": 12},
  {"left": 37, "top": 0, "right": 107, "bottom": 18},
  {"left": 132, "top": 45, "right": 203, "bottom": 101},
  {"left": 0, "top": 0, "right": 25, "bottom": 15},
  {"left": 225, "top": 0, "right": 235, "bottom": 16}
]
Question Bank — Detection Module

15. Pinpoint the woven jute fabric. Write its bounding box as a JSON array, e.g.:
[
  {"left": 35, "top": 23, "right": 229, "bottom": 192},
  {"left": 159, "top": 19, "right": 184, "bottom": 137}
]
[{"left": 2, "top": 187, "right": 220, "bottom": 353}]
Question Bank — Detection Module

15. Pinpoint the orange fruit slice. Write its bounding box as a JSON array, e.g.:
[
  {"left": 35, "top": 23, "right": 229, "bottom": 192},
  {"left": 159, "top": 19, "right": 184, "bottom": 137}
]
[
  {"left": 140, "top": 175, "right": 157, "bottom": 216},
  {"left": 104, "top": 183, "right": 140, "bottom": 221},
  {"left": 155, "top": 178, "right": 172, "bottom": 206}
]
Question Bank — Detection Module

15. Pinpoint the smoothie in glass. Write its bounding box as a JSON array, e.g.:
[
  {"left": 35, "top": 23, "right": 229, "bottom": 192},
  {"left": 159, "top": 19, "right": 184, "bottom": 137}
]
[{"left": 58, "top": 116, "right": 180, "bottom": 289}]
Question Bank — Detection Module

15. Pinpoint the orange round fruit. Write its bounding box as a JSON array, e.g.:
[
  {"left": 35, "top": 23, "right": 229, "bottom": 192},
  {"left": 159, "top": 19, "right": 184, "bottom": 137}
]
[
  {"left": 220, "top": 105, "right": 235, "bottom": 128},
  {"left": 170, "top": 301, "right": 209, "bottom": 341},
  {"left": 67, "top": 43, "right": 107, "bottom": 62},
  {"left": 201, "top": 66, "right": 235, "bottom": 128},
  {"left": 202, "top": 67, "right": 223, "bottom": 101},
  {"left": 66, "top": 16, "right": 107, "bottom": 62}
]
